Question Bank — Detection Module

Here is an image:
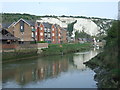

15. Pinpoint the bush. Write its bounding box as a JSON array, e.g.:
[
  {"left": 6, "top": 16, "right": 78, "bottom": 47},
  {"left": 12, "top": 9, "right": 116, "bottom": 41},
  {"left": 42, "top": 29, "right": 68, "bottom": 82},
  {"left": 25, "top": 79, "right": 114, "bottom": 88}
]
[{"left": 37, "top": 41, "right": 47, "bottom": 43}]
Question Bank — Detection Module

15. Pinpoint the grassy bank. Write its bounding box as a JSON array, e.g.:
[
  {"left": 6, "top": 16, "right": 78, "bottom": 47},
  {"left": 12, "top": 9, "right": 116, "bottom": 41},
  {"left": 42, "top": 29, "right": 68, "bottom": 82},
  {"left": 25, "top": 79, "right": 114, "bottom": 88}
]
[
  {"left": 41, "top": 43, "right": 92, "bottom": 56},
  {"left": 2, "top": 43, "right": 92, "bottom": 63},
  {"left": 2, "top": 49, "right": 38, "bottom": 63}
]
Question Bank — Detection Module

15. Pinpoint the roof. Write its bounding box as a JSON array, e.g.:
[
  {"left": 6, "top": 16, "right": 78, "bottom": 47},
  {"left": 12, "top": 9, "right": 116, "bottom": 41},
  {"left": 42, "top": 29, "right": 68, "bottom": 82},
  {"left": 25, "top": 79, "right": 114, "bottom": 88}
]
[
  {"left": 12, "top": 18, "right": 31, "bottom": 27},
  {"left": 25, "top": 20, "right": 36, "bottom": 26},
  {"left": 0, "top": 29, "right": 20, "bottom": 40},
  {"left": 42, "top": 22, "right": 52, "bottom": 29},
  {"left": 2, "top": 22, "right": 13, "bottom": 29},
  {"left": 0, "top": 34, "right": 19, "bottom": 40},
  {"left": 6, "top": 18, "right": 35, "bottom": 29}
]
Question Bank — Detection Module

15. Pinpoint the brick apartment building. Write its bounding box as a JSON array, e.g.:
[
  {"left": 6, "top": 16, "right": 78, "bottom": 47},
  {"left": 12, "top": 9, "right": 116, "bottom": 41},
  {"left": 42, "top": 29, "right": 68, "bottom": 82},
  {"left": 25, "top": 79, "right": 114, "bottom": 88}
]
[
  {"left": 35, "top": 22, "right": 67, "bottom": 44},
  {"left": 1, "top": 18, "right": 67, "bottom": 44}
]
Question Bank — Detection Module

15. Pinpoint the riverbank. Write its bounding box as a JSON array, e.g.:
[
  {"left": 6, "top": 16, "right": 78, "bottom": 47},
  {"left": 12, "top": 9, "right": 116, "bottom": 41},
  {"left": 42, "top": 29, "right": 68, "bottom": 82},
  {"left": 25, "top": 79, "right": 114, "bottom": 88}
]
[
  {"left": 41, "top": 43, "right": 92, "bottom": 56},
  {"left": 84, "top": 47, "right": 119, "bottom": 88},
  {"left": 84, "top": 21, "right": 119, "bottom": 88},
  {"left": 2, "top": 43, "right": 92, "bottom": 63}
]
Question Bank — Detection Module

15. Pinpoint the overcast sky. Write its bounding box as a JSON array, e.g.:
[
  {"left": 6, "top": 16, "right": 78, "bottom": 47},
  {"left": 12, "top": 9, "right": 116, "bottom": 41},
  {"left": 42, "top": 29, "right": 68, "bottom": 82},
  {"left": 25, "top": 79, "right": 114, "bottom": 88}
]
[{"left": 1, "top": 2, "right": 118, "bottom": 19}]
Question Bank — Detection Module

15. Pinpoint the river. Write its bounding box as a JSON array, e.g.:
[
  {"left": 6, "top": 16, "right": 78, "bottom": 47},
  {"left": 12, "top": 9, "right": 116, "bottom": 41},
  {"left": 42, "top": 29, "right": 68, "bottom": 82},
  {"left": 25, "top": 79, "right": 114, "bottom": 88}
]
[{"left": 2, "top": 49, "right": 101, "bottom": 88}]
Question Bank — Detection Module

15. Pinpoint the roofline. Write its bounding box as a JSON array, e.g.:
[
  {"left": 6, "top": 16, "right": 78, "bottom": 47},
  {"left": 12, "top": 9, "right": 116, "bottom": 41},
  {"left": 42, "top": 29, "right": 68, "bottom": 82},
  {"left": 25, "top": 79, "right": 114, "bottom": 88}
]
[
  {"left": 8, "top": 22, "right": 16, "bottom": 28},
  {"left": 9, "top": 18, "right": 31, "bottom": 28}
]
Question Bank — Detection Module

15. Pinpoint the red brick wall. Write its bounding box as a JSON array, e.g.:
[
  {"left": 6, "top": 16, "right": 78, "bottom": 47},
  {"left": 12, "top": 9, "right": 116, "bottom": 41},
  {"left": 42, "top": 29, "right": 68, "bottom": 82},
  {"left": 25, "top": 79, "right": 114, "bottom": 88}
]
[
  {"left": 57, "top": 27, "right": 61, "bottom": 43},
  {"left": 36, "top": 24, "right": 44, "bottom": 41},
  {"left": 51, "top": 25, "right": 56, "bottom": 44},
  {"left": 2, "top": 44, "right": 17, "bottom": 49}
]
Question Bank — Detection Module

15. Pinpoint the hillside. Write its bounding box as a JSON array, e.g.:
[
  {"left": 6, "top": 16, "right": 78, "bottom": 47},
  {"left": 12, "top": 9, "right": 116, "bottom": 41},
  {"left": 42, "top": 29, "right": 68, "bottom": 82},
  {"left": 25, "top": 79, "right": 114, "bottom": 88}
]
[{"left": 1, "top": 13, "right": 113, "bottom": 37}]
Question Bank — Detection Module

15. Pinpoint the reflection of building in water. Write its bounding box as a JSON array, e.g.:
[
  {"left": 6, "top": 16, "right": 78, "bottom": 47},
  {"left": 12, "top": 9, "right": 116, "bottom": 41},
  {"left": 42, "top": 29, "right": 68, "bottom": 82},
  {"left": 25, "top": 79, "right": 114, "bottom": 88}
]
[
  {"left": 73, "top": 50, "right": 99, "bottom": 70},
  {"left": 3, "top": 57, "right": 69, "bottom": 86}
]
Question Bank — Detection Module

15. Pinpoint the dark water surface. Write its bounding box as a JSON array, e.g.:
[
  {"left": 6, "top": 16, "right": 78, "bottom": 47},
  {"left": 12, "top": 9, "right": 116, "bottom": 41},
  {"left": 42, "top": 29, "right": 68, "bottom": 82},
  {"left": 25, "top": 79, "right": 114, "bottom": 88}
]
[{"left": 2, "top": 49, "right": 101, "bottom": 88}]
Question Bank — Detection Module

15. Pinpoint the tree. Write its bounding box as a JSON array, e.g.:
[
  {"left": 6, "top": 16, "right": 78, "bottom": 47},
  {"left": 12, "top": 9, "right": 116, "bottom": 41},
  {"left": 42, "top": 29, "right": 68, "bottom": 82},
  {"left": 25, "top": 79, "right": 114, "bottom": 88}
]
[{"left": 67, "top": 20, "right": 77, "bottom": 36}]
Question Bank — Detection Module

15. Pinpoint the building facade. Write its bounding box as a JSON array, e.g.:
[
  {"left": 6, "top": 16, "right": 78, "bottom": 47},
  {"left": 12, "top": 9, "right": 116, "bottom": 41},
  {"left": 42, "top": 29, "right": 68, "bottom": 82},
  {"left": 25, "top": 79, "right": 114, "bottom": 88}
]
[
  {"left": 7, "top": 18, "right": 36, "bottom": 43},
  {"left": 35, "top": 22, "right": 65, "bottom": 44}
]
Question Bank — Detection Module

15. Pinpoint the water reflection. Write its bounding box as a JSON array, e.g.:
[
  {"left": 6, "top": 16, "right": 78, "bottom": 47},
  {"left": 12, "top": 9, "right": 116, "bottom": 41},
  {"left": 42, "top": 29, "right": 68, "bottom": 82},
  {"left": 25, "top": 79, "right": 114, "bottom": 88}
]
[
  {"left": 2, "top": 49, "right": 100, "bottom": 88},
  {"left": 73, "top": 50, "right": 99, "bottom": 70}
]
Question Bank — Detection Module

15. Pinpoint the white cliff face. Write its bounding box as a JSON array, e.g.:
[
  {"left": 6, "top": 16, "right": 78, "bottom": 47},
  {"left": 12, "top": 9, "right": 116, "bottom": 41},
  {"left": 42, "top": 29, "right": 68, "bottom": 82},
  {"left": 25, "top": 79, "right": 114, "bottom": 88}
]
[{"left": 36, "top": 17, "right": 111, "bottom": 37}]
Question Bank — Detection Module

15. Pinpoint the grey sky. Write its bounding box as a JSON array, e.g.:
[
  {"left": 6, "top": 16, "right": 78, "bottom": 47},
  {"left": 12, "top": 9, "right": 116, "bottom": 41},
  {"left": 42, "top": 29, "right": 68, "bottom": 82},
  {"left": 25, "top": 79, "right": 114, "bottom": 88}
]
[{"left": 2, "top": 2, "right": 118, "bottom": 19}]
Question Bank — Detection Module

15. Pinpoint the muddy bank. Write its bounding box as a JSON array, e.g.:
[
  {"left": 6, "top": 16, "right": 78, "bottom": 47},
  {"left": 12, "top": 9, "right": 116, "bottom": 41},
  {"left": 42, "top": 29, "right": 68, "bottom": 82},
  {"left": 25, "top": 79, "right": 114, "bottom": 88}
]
[{"left": 84, "top": 50, "right": 119, "bottom": 88}]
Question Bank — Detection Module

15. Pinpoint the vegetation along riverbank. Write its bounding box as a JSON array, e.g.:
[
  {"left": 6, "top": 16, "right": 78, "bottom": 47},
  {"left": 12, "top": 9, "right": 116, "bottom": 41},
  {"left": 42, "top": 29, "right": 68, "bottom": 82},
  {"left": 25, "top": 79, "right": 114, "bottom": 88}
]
[
  {"left": 2, "top": 43, "right": 92, "bottom": 63},
  {"left": 84, "top": 21, "right": 119, "bottom": 88},
  {"left": 41, "top": 43, "right": 92, "bottom": 56}
]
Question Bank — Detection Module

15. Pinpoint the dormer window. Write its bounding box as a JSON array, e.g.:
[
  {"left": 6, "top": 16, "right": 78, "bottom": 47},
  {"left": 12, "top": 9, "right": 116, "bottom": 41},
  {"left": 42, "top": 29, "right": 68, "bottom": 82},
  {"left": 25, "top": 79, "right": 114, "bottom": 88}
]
[
  {"left": 21, "top": 26, "right": 23, "bottom": 30},
  {"left": 20, "top": 20, "right": 24, "bottom": 32}
]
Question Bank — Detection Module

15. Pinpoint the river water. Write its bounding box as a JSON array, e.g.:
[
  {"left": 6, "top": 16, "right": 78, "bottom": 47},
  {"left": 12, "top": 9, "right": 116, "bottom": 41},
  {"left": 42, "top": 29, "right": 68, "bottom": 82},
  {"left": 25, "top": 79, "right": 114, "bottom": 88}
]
[{"left": 2, "top": 49, "right": 101, "bottom": 88}]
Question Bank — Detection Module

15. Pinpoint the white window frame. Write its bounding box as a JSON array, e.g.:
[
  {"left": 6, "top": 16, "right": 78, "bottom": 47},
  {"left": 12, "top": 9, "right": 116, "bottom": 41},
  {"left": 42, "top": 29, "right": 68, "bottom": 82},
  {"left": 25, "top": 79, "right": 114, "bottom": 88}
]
[
  {"left": 40, "top": 33, "right": 43, "bottom": 36},
  {"left": 52, "top": 28, "right": 54, "bottom": 31},
  {"left": 40, "top": 27, "right": 43, "bottom": 30},
  {"left": 52, "top": 33, "right": 55, "bottom": 36},
  {"left": 21, "top": 26, "right": 23, "bottom": 29},
  {"left": 59, "top": 34, "right": 61, "bottom": 36},
  {"left": 36, "top": 32, "right": 37, "bottom": 35},
  {"left": 48, "top": 34, "right": 50, "bottom": 38},
  {"left": 41, "top": 39, "right": 43, "bottom": 41},
  {"left": 32, "top": 32, "right": 34, "bottom": 37}
]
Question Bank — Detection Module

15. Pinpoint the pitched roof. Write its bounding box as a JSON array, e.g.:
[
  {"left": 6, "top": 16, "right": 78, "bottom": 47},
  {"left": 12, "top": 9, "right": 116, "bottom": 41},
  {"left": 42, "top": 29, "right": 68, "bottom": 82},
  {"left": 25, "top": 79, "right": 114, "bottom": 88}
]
[
  {"left": 25, "top": 20, "right": 36, "bottom": 26},
  {"left": 42, "top": 22, "right": 52, "bottom": 29},
  {"left": 6, "top": 18, "right": 35, "bottom": 29},
  {"left": 0, "top": 29, "right": 20, "bottom": 40},
  {"left": 12, "top": 18, "right": 31, "bottom": 27},
  {"left": 0, "top": 34, "right": 19, "bottom": 40},
  {"left": 2, "top": 22, "right": 13, "bottom": 29}
]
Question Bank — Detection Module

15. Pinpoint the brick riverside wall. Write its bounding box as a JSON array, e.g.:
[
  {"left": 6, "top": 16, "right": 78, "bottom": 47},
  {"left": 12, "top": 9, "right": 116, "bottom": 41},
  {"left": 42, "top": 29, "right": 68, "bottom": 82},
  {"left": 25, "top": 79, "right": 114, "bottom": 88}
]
[
  {"left": 37, "top": 43, "right": 48, "bottom": 49},
  {"left": 2, "top": 44, "right": 17, "bottom": 49},
  {"left": 1, "top": 43, "right": 48, "bottom": 50}
]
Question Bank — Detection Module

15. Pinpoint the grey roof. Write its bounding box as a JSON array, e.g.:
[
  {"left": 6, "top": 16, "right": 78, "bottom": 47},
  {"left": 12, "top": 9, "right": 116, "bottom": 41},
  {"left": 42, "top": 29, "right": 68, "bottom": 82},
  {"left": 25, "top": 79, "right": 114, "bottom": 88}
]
[
  {"left": 25, "top": 20, "right": 36, "bottom": 26},
  {"left": 0, "top": 29, "right": 19, "bottom": 40},
  {"left": 42, "top": 22, "right": 52, "bottom": 29},
  {"left": 0, "top": 34, "right": 19, "bottom": 40},
  {"left": 2, "top": 19, "right": 36, "bottom": 29},
  {"left": 2, "top": 22, "right": 13, "bottom": 29}
]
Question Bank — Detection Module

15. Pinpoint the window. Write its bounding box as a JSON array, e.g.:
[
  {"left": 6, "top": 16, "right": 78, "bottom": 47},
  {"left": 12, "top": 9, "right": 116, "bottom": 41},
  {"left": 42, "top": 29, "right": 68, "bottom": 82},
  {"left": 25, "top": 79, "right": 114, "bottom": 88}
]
[
  {"left": 40, "top": 27, "right": 43, "bottom": 30},
  {"left": 44, "top": 33, "right": 47, "bottom": 36},
  {"left": 59, "top": 34, "right": 61, "bottom": 36},
  {"left": 32, "top": 32, "right": 34, "bottom": 37},
  {"left": 52, "top": 28, "right": 54, "bottom": 31},
  {"left": 40, "top": 33, "right": 43, "bottom": 36},
  {"left": 21, "top": 26, "right": 23, "bottom": 29},
  {"left": 41, "top": 39, "right": 43, "bottom": 41},
  {"left": 31, "top": 27, "right": 34, "bottom": 29},
  {"left": 48, "top": 34, "right": 50, "bottom": 38},
  {"left": 53, "top": 39, "right": 54, "bottom": 41},
  {"left": 44, "top": 28, "right": 47, "bottom": 32},
  {"left": 47, "top": 29, "right": 50, "bottom": 32},
  {"left": 36, "top": 32, "right": 37, "bottom": 35},
  {"left": 52, "top": 33, "right": 54, "bottom": 36}
]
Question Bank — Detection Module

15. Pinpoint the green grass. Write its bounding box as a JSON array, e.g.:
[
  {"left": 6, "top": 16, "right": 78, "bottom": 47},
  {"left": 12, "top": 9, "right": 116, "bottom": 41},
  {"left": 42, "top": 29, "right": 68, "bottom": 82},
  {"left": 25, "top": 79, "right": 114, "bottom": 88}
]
[
  {"left": 2, "top": 49, "right": 38, "bottom": 62},
  {"left": 41, "top": 43, "right": 92, "bottom": 56}
]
